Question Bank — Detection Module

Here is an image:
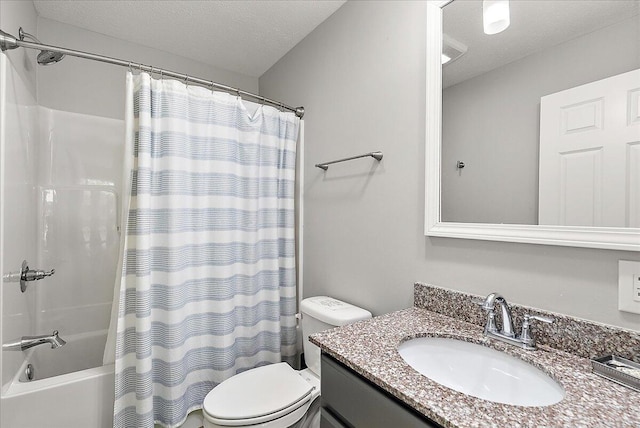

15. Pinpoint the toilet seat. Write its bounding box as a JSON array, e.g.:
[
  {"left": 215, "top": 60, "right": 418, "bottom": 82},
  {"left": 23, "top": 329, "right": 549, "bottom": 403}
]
[{"left": 203, "top": 362, "right": 316, "bottom": 427}]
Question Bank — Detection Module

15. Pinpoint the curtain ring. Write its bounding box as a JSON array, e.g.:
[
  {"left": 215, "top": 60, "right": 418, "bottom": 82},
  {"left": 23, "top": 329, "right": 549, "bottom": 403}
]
[
  {"left": 138, "top": 63, "right": 143, "bottom": 74},
  {"left": 160, "top": 69, "right": 163, "bottom": 80},
  {"left": 236, "top": 88, "right": 241, "bottom": 98},
  {"left": 128, "top": 61, "right": 132, "bottom": 73},
  {"left": 210, "top": 81, "right": 215, "bottom": 94}
]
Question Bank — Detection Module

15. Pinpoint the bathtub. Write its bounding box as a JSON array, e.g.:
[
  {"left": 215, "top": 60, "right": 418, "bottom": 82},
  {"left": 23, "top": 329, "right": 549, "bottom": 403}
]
[{"left": 0, "top": 330, "right": 114, "bottom": 428}]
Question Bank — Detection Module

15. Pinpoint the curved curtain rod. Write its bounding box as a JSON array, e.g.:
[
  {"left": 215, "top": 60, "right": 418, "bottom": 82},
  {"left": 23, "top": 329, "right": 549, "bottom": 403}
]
[{"left": 0, "top": 28, "right": 304, "bottom": 118}]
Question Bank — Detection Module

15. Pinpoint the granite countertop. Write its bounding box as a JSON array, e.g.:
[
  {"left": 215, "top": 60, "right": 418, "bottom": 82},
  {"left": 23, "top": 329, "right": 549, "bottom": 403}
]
[{"left": 310, "top": 307, "right": 640, "bottom": 428}]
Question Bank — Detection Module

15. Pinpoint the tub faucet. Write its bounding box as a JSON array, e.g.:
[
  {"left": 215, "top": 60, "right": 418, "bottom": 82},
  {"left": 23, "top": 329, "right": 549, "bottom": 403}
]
[
  {"left": 474, "top": 292, "right": 553, "bottom": 350},
  {"left": 2, "top": 330, "right": 66, "bottom": 351}
]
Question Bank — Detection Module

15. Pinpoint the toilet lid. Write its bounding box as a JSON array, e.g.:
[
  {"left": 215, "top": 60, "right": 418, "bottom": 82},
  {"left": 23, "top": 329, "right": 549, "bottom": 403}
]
[{"left": 203, "top": 363, "right": 313, "bottom": 423}]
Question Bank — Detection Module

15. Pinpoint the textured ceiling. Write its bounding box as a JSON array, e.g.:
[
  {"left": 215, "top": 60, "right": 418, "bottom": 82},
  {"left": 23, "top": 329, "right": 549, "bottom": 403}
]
[
  {"left": 33, "top": 0, "right": 346, "bottom": 77},
  {"left": 443, "top": 0, "right": 640, "bottom": 88}
]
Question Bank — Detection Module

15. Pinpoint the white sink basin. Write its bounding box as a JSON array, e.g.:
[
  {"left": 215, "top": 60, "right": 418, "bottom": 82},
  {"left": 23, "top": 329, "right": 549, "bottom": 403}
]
[{"left": 397, "top": 337, "right": 564, "bottom": 407}]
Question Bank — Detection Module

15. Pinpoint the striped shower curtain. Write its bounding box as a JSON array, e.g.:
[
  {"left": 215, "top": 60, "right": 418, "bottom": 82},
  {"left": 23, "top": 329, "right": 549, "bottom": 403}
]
[{"left": 111, "top": 72, "right": 299, "bottom": 428}]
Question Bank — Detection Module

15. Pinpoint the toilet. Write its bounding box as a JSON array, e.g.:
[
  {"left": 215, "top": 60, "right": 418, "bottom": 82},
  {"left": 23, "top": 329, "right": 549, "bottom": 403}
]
[{"left": 202, "top": 296, "right": 372, "bottom": 428}]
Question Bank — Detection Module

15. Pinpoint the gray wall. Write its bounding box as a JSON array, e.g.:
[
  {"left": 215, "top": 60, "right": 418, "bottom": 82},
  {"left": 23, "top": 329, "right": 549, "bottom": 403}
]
[
  {"left": 37, "top": 17, "right": 258, "bottom": 120},
  {"left": 442, "top": 16, "right": 640, "bottom": 224},
  {"left": 260, "top": 0, "right": 640, "bottom": 330}
]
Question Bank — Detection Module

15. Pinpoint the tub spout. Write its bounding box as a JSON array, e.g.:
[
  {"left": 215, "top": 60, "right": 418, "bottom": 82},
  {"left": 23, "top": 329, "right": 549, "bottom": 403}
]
[{"left": 2, "top": 330, "right": 67, "bottom": 351}]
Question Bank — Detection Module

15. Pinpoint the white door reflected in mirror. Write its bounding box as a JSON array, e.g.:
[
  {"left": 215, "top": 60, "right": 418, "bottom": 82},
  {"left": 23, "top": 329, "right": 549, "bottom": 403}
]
[{"left": 539, "top": 69, "right": 640, "bottom": 228}]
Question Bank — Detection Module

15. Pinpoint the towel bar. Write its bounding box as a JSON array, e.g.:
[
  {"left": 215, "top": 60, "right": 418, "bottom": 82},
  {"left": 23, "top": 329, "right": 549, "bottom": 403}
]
[{"left": 315, "top": 151, "right": 383, "bottom": 170}]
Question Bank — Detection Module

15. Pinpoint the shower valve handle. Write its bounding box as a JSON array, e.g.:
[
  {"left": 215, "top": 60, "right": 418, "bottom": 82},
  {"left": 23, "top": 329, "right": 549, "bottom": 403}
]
[
  {"left": 22, "top": 268, "right": 55, "bottom": 282},
  {"left": 18, "top": 260, "right": 55, "bottom": 293}
]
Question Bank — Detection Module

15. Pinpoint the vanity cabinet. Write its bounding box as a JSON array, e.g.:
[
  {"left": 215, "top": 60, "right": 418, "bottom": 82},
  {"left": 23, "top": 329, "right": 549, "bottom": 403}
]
[{"left": 320, "top": 354, "right": 440, "bottom": 428}]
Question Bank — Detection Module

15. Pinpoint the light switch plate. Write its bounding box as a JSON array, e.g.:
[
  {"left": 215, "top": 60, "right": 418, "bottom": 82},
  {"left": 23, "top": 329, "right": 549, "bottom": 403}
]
[{"left": 619, "top": 260, "right": 640, "bottom": 314}]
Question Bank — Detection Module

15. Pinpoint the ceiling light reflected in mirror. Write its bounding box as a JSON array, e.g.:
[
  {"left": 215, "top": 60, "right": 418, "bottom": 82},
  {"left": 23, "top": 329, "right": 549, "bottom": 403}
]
[{"left": 483, "top": 0, "right": 510, "bottom": 35}]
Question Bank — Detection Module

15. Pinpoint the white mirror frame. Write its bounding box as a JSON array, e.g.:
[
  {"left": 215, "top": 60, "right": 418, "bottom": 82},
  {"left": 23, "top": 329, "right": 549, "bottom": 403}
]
[{"left": 424, "top": 1, "right": 640, "bottom": 251}]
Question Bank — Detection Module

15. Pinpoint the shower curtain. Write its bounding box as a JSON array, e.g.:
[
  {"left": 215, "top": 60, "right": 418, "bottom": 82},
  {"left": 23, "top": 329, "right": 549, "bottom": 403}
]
[{"left": 107, "top": 72, "right": 299, "bottom": 428}]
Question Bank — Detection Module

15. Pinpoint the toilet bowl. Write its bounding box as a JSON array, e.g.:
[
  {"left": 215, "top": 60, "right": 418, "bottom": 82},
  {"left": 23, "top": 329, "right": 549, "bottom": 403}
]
[{"left": 202, "top": 296, "right": 372, "bottom": 428}]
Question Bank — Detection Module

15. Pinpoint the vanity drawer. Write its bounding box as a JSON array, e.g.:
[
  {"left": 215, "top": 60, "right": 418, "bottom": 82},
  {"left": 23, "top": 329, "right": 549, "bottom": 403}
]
[
  {"left": 320, "top": 408, "right": 349, "bottom": 428},
  {"left": 321, "top": 354, "right": 440, "bottom": 428}
]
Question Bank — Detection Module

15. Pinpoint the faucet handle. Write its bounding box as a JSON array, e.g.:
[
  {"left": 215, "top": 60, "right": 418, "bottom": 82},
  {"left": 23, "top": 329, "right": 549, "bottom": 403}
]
[
  {"left": 521, "top": 314, "right": 553, "bottom": 348},
  {"left": 23, "top": 268, "right": 55, "bottom": 282},
  {"left": 472, "top": 298, "right": 485, "bottom": 307},
  {"left": 523, "top": 314, "right": 554, "bottom": 324},
  {"left": 472, "top": 297, "right": 496, "bottom": 311},
  {"left": 17, "top": 260, "right": 56, "bottom": 293}
]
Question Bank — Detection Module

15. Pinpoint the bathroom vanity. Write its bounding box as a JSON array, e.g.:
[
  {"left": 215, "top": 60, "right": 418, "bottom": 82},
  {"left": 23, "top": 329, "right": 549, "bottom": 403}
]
[
  {"left": 311, "top": 284, "right": 640, "bottom": 427},
  {"left": 320, "top": 354, "right": 437, "bottom": 427}
]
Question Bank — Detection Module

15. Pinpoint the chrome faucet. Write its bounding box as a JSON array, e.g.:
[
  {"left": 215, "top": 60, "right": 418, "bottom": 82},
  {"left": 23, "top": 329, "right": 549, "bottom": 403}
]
[
  {"left": 479, "top": 292, "right": 515, "bottom": 337},
  {"left": 2, "top": 330, "right": 67, "bottom": 351},
  {"left": 475, "top": 292, "right": 553, "bottom": 350}
]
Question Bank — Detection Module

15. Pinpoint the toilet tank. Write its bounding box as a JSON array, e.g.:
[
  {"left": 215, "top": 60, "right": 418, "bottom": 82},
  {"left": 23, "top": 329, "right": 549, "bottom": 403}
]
[{"left": 300, "top": 296, "right": 372, "bottom": 377}]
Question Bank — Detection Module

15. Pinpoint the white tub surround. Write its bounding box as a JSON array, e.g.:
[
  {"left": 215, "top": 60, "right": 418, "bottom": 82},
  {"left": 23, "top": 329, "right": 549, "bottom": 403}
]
[{"left": 1, "top": 53, "right": 124, "bottom": 426}]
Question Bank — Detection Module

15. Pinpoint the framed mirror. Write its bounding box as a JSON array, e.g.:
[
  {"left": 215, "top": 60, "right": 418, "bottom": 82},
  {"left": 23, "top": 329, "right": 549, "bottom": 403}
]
[{"left": 425, "top": 0, "right": 640, "bottom": 251}]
